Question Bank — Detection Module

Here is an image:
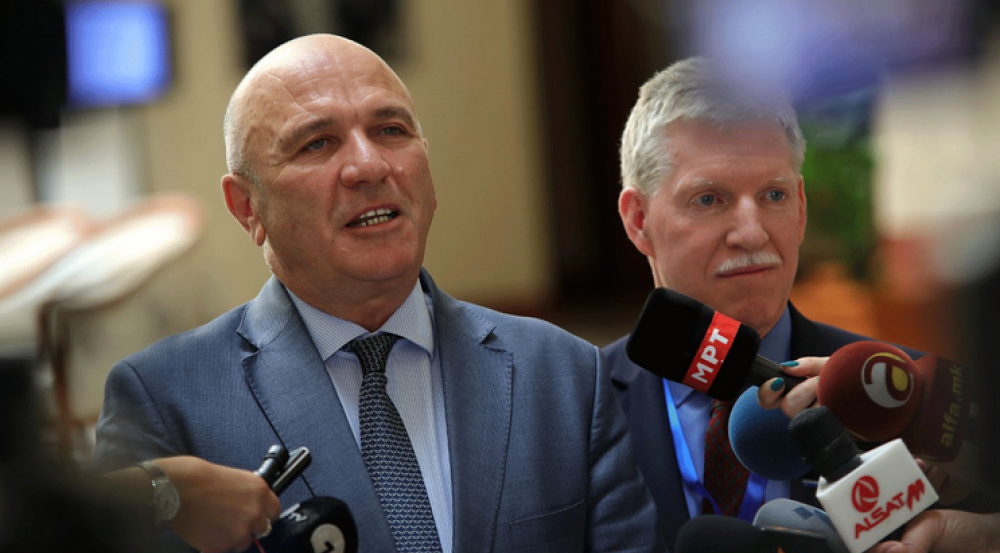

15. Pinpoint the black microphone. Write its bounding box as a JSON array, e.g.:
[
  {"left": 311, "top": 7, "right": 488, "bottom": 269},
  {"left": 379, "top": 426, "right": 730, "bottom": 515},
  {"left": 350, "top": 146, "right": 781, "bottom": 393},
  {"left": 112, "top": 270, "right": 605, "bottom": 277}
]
[
  {"left": 257, "top": 496, "right": 358, "bottom": 553},
  {"left": 626, "top": 288, "right": 804, "bottom": 401},
  {"left": 255, "top": 445, "right": 290, "bottom": 487},
  {"left": 675, "top": 514, "right": 831, "bottom": 553}
]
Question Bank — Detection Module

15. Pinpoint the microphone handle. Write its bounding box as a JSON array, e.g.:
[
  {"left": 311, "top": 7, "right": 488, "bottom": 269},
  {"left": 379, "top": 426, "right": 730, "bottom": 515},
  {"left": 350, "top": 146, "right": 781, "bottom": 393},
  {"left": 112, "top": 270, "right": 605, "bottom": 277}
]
[{"left": 746, "top": 355, "right": 806, "bottom": 391}]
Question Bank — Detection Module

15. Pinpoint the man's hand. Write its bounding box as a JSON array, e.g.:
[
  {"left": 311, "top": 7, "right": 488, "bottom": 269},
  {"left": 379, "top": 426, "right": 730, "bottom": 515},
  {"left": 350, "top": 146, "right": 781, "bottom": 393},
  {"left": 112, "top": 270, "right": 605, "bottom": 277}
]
[
  {"left": 156, "top": 456, "right": 281, "bottom": 553},
  {"left": 867, "top": 510, "right": 1000, "bottom": 553},
  {"left": 756, "top": 356, "right": 826, "bottom": 418}
]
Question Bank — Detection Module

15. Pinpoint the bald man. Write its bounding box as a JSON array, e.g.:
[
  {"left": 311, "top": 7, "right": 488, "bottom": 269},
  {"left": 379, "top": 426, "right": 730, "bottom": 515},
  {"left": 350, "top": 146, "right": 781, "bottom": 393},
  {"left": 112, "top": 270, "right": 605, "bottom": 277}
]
[{"left": 93, "top": 34, "right": 661, "bottom": 553}]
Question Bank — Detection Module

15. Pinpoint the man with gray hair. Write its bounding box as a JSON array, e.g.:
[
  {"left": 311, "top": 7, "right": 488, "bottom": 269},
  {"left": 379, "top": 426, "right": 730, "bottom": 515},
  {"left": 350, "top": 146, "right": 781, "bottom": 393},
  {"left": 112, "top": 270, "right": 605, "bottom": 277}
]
[{"left": 602, "top": 56, "right": 887, "bottom": 547}]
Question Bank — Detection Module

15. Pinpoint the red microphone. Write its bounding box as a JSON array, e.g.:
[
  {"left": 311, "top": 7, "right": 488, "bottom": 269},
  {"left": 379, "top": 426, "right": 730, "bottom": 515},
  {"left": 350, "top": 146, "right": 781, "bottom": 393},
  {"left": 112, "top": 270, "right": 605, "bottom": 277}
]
[
  {"left": 816, "top": 342, "right": 922, "bottom": 444},
  {"left": 816, "top": 342, "right": 976, "bottom": 464}
]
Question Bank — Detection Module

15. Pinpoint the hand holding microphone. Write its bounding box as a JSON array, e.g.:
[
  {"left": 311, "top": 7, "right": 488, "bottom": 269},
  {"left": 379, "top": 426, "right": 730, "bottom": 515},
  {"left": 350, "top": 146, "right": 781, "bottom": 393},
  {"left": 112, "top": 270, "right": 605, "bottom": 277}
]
[
  {"left": 252, "top": 446, "right": 359, "bottom": 553},
  {"left": 755, "top": 356, "right": 826, "bottom": 419},
  {"left": 867, "top": 510, "right": 1000, "bottom": 553},
  {"left": 148, "top": 455, "right": 281, "bottom": 553}
]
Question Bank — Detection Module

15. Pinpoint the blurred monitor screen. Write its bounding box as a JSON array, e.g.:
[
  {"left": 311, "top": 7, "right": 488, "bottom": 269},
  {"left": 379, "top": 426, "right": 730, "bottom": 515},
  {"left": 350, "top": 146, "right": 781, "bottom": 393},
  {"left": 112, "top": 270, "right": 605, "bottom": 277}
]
[{"left": 64, "top": 0, "right": 171, "bottom": 107}]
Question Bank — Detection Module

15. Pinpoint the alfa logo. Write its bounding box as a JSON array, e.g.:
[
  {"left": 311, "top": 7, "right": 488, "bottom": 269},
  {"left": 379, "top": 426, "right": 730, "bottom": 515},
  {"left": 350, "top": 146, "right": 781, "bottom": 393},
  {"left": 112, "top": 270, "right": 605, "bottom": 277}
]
[
  {"left": 861, "top": 352, "right": 915, "bottom": 409},
  {"left": 852, "top": 476, "right": 879, "bottom": 512}
]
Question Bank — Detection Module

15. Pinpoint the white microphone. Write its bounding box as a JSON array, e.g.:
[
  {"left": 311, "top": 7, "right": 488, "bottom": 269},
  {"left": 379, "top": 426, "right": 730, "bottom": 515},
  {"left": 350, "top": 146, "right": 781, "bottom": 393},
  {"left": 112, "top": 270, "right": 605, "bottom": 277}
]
[{"left": 789, "top": 406, "right": 938, "bottom": 553}]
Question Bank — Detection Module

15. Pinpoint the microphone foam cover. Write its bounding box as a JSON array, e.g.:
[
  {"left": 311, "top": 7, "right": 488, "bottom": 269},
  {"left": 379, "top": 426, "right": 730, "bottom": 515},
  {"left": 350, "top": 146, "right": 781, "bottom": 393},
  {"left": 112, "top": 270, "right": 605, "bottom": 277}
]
[
  {"left": 261, "top": 496, "right": 358, "bottom": 553},
  {"left": 817, "top": 341, "right": 920, "bottom": 442},
  {"left": 675, "top": 514, "right": 760, "bottom": 553},
  {"left": 730, "top": 386, "right": 811, "bottom": 480}
]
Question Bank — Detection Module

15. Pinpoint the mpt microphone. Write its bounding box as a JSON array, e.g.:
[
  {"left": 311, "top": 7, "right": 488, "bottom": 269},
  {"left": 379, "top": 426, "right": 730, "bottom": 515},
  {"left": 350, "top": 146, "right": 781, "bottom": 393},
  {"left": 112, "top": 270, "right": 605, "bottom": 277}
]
[
  {"left": 789, "top": 406, "right": 937, "bottom": 553},
  {"left": 675, "top": 514, "right": 831, "bottom": 553},
  {"left": 257, "top": 496, "right": 358, "bottom": 553},
  {"left": 752, "top": 498, "right": 848, "bottom": 553},
  {"left": 626, "top": 288, "right": 804, "bottom": 401},
  {"left": 729, "top": 386, "right": 811, "bottom": 481}
]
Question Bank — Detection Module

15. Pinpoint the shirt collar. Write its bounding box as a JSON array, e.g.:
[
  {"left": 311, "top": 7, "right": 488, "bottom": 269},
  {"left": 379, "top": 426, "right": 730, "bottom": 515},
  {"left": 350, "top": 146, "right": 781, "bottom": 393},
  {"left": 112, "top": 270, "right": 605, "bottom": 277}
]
[
  {"left": 287, "top": 281, "right": 435, "bottom": 361},
  {"left": 758, "top": 304, "right": 792, "bottom": 363},
  {"left": 666, "top": 304, "right": 792, "bottom": 405}
]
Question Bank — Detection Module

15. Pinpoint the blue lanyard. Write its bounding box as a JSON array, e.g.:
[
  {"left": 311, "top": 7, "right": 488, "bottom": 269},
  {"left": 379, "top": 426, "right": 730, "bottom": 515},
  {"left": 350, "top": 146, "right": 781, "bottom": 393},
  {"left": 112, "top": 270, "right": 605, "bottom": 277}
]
[{"left": 663, "top": 379, "right": 767, "bottom": 522}]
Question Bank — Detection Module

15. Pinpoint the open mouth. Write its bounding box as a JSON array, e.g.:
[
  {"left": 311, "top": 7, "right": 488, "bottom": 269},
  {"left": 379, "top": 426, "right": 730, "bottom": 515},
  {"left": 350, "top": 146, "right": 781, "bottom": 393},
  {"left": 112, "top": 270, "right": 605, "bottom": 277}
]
[{"left": 347, "top": 208, "right": 399, "bottom": 228}]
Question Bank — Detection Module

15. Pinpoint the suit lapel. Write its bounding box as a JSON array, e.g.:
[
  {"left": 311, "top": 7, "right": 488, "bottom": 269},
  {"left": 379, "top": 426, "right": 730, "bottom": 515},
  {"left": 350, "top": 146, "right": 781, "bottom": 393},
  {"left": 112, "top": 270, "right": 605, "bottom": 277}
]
[
  {"left": 423, "top": 273, "right": 512, "bottom": 553},
  {"left": 238, "top": 277, "right": 396, "bottom": 551},
  {"left": 788, "top": 302, "right": 832, "bottom": 358},
  {"left": 608, "top": 340, "right": 690, "bottom": 544}
]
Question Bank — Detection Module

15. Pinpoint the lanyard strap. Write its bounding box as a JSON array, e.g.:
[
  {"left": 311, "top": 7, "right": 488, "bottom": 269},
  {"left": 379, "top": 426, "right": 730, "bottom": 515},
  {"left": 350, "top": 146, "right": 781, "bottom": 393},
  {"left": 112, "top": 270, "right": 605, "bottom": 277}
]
[{"left": 663, "top": 380, "right": 767, "bottom": 522}]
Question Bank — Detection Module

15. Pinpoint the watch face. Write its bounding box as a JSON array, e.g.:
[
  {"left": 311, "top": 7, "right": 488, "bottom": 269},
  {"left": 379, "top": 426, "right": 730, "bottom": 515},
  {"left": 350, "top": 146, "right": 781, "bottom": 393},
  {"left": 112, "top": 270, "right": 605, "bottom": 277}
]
[{"left": 153, "top": 476, "right": 181, "bottom": 522}]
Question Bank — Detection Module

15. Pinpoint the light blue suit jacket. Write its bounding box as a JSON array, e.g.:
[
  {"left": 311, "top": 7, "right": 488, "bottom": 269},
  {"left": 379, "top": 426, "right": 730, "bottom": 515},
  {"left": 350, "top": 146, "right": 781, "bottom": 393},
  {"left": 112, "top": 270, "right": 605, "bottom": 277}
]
[{"left": 93, "top": 271, "right": 662, "bottom": 552}]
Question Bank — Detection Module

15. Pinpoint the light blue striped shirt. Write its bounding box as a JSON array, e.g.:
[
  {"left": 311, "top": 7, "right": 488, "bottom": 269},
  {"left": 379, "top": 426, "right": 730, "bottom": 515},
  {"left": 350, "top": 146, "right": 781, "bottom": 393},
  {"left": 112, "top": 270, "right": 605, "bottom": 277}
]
[
  {"left": 287, "top": 282, "right": 453, "bottom": 552},
  {"left": 668, "top": 305, "right": 793, "bottom": 519}
]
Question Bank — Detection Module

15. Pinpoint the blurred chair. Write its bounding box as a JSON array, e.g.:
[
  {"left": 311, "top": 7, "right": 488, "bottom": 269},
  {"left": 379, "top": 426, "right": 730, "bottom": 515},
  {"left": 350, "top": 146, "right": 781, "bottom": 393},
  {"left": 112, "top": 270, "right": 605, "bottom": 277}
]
[
  {"left": 0, "top": 195, "right": 204, "bottom": 461},
  {"left": 0, "top": 206, "right": 93, "bottom": 346}
]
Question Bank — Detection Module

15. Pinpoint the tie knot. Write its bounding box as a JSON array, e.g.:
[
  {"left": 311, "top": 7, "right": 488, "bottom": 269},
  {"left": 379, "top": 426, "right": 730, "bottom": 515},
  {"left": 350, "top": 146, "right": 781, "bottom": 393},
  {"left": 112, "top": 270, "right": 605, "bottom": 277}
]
[
  {"left": 345, "top": 333, "right": 401, "bottom": 375},
  {"left": 711, "top": 399, "right": 734, "bottom": 418}
]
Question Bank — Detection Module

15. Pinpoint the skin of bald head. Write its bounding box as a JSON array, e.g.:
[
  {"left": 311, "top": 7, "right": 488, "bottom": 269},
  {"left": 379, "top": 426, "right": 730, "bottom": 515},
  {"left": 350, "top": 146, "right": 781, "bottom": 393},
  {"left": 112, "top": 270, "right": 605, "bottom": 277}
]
[
  {"left": 224, "top": 34, "right": 420, "bottom": 185},
  {"left": 220, "top": 34, "right": 437, "bottom": 331}
]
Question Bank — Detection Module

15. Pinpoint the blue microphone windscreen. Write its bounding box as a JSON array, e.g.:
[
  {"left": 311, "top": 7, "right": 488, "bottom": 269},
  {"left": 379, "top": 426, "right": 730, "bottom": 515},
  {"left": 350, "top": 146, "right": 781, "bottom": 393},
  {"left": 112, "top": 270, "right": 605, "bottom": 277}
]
[{"left": 729, "top": 386, "right": 811, "bottom": 481}]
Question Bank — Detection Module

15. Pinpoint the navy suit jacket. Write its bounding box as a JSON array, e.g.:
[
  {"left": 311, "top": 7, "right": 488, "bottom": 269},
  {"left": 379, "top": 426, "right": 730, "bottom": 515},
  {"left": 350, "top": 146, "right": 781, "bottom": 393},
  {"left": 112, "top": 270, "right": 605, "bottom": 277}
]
[
  {"left": 94, "top": 271, "right": 662, "bottom": 553},
  {"left": 603, "top": 302, "right": 917, "bottom": 549}
]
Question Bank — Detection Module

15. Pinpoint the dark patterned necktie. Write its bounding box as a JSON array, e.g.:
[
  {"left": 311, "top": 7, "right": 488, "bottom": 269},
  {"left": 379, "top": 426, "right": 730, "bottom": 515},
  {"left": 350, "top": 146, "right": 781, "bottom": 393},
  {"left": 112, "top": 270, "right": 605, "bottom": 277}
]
[
  {"left": 346, "top": 334, "right": 442, "bottom": 552},
  {"left": 703, "top": 399, "right": 750, "bottom": 516}
]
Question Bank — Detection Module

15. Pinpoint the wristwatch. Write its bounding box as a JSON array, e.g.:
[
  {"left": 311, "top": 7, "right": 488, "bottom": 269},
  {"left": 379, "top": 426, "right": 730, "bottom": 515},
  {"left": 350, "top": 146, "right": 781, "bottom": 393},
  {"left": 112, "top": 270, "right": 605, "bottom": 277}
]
[{"left": 138, "top": 460, "right": 181, "bottom": 525}]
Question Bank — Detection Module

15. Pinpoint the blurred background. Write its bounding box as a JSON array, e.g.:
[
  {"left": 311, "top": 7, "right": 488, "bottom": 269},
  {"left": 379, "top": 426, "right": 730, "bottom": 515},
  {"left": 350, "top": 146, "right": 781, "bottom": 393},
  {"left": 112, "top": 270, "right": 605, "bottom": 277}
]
[{"left": 0, "top": 0, "right": 998, "bottom": 467}]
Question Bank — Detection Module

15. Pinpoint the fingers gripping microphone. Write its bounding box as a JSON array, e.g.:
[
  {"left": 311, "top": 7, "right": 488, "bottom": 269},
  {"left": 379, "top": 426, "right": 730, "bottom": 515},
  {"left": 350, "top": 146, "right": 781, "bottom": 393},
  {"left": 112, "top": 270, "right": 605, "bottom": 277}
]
[
  {"left": 789, "top": 407, "right": 938, "bottom": 553},
  {"left": 253, "top": 446, "right": 357, "bottom": 553},
  {"left": 626, "top": 288, "right": 804, "bottom": 401},
  {"left": 258, "top": 497, "right": 358, "bottom": 553}
]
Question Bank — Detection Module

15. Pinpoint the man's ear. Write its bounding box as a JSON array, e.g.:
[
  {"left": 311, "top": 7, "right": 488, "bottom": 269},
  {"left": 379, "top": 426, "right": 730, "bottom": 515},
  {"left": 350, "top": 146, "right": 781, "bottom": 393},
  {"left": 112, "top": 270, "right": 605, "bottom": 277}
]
[
  {"left": 222, "top": 173, "right": 266, "bottom": 246},
  {"left": 619, "top": 187, "right": 655, "bottom": 257}
]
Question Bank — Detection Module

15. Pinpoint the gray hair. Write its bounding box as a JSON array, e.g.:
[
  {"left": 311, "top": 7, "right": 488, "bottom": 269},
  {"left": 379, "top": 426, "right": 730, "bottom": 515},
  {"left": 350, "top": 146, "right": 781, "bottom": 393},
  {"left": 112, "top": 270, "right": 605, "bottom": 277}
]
[{"left": 620, "top": 57, "right": 805, "bottom": 196}]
